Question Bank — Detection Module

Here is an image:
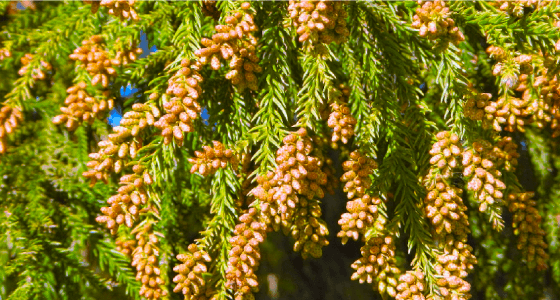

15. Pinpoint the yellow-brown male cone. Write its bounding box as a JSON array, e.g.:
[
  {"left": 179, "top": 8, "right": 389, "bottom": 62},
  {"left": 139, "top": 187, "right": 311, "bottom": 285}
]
[
  {"left": 132, "top": 225, "right": 167, "bottom": 299},
  {"left": 425, "top": 177, "right": 469, "bottom": 238},
  {"left": 271, "top": 128, "right": 328, "bottom": 220},
  {"left": 291, "top": 197, "right": 329, "bottom": 259},
  {"left": 463, "top": 90, "right": 492, "bottom": 121},
  {"left": 82, "top": 103, "right": 153, "bottom": 185},
  {"left": 482, "top": 96, "right": 532, "bottom": 132},
  {"left": 338, "top": 194, "right": 382, "bottom": 244},
  {"left": 155, "top": 59, "right": 203, "bottom": 145},
  {"left": 429, "top": 131, "right": 461, "bottom": 179},
  {"left": 0, "top": 106, "right": 23, "bottom": 154},
  {"left": 195, "top": 2, "right": 260, "bottom": 91},
  {"left": 328, "top": 101, "right": 356, "bottom": 144},
  {"left": 462, "top": 141, "right": 506, "bottom": 213},
  {"left": 225, "top": 208, "right": 267, "bottom": 300},
  {"left": 188, "top": 141, "right": 239, "bottom": 176},
  {"left": 173, "top": 244, "right": 212, "bottom": 298},
  {"left": 338, "top": 150, "right": 380, "bottom": 244},
  {"left": 96, "top": 168, "right": 152, "bottom": 234},
  {"left": 341, "top": 150, "right": 377, "bottom": 200},
  {"left": 288, "top": 0, "right": 350, "bottom": 45},
  {"left": 507, "top": 192, "right": 548, "bottom": 271},
  {"left": 396, "top": 270, "right": 426, "bottom": 300},
  {"left": 70, "top": 36, "right": 117, "bottom": 88},
  {"left": 350, "top": 235, "right": 400, "bottom": 297},
  {"left": 412, "top": 0, "right": 464, "bottom": 47},
  {"left": 100, "top": 0, "right": 139, "bottom": 21}
]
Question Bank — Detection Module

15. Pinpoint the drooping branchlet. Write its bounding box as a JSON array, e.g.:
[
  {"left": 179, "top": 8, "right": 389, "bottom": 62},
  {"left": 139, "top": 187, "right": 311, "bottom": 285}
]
[
  {"left": 327, "top": 85, "right": 356, "bottom": 144},
  {"left": 337, "top": 150, "right": 380, "bottom": 244}
]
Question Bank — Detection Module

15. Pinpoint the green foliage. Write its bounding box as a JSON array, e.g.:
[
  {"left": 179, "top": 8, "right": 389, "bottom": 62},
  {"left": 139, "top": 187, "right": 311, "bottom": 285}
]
[{"left": 1, "top": 1, "right": 560, "bottom": 300}]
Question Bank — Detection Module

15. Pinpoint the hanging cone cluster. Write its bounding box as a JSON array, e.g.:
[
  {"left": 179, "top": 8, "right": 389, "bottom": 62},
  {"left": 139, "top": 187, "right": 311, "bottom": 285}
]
[
  {"left": 290, "top": 197, "right": 329, "bottom": 259},
  {"left": 111, "top": 43, "right": 143, "bottom": 66},
  {"left": 288, "top": 0, "right": 349, "bottom": 44},
  {"left": 327, "top": 85, "right": 356, "bottom": 144},
  {"left": 428, "top": 131, "right": 462, "bottom": 179},
  {"left": 251, "top": 128, "right": 332, "bottom": 259},
  {"left": 252, "top": 128, "right": 328, "bottom": 227},
  {"left": 338, "top": 194, "right": 382, "bottom": 244},
  {"left": 463, "top": 89, "right": 492, "bottom": 121},
  {"left": 312, "top": 136, "right": 339, "bottom": 195},
  {"left": 18, "top": 53, "right": 51, "bottom": 80},
  {"left": 226, "top": 208, "right": 267, "bottom": 300},
  {"left": 201, "top": 0, "right": 220, "bottom": 21},
  {"left": 396, "top": 270, "right": 426, "bottom": 300},
  {"left": 252, "top": 172, "right": 283, "bottom": 230},
  {"left": 350, "top": 234, "right": 401, "bottom": 297},
  {"left": 462, "top": 140, "right": 506, "bottom": 213},
  {"left": 83, "top": 103, "right": 157, "bottom": 184},
  {"left": 507, "top": 192, "right": 549, "bottom": 271},
  {"left": 341, "top": 150, "right": 377, "bottom": 199},
  {"left": 482, "top": 96, "right": 532, "bottom": 132},
  {"left": 173, "top": 244, "right": 212, "bottom": 299},
  {"left": 100, "top": 0, "right": 139, "bottom": 21},
  {"left": 0, "top": 48, "right": 11, "bottom": 60},
  {"left": 70, "top": 35, "right": 116, "bottom": 88},
  {"left": 484, "top": 49, "right": 537, "bottom": 132},
  {"left": 195, "top": 2, "right": 261, "bottom": 90},
  {"left": 188, "top": 141, "right": 239, "bottom": 176},
  {"left": 95, "top": 167, "right": 154, "bottom": 234},
  {"left": 338, "top": 150, "right": 379, "bottom": 244},
  {"left": 426, "top": 186, "right": 476, "bottom": 299},
  {"left": 132, "top": 223, "right": 167, "bottom": 299},
  {"left": 492, "top": 136, "right": 519, "bottom": 172},
  {"left": 115, "top": 237, "right": 136, "bottom": 257},
  {"left": 412, "top": 1, "right": 464, "bottom": 47},
  {"left": 425, "top": 177, "right": 469, "bottom": 240},
  {"left": 52, "top": 82, "right": 114, "bottom": 131},
  {"left": 432, "top": 253, "right": 474, "bottom": 300},
  {"left": 425, "top": 132, "right": 477, "bottom": 300},
  {"left": 0, "top": 106, "right": 23, "bottom": 154},
  {"left": 490, "top": 0, "right": 538, "bottom": 17},
  {"left": 514, "top": 54, "right": 560, "bottom": 137},
  {"left": 154, "top": 58, "right": 203, "bottom": 145},
  {"left": 424, "top": 178, "right": 476, "bottom": 299}
]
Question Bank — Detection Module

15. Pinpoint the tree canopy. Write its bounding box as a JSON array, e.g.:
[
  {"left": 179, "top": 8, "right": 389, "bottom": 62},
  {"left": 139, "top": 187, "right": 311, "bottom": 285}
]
[{"left": 1, "top": 1, "right": 560, "bottom": 300}]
